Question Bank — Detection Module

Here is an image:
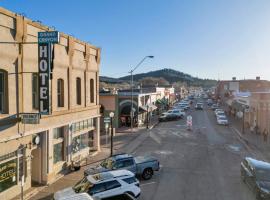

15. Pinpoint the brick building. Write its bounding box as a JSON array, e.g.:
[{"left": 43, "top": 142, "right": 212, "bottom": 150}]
[{"left": 0, "top": 7, "right": 101, "bottom": 199}]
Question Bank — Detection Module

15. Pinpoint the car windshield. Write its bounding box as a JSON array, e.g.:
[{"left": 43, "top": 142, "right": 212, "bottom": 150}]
[
  {"left": 100, "top": 158, "right": 115, "bottom": 169},
  {"left": 256, "top": 169, "right": 270, "bottom": 181},
  {"left": 219, "top": 117, "right": 227, "bottom": 120},
  {"left": 73, "top": 177, "right": 93, "bottom": 193}
]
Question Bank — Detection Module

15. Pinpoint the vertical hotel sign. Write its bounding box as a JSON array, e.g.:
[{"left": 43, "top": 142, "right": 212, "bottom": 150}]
[{"left": 38, "top": 31, "right": 59, "bottom": 115}]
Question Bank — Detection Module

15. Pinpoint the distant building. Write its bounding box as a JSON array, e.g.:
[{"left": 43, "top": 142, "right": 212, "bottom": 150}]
[
  {"left": 100, "top": 86, "right": 175, "bottom": 130},
  {"left": 0, "top": 7, "right": 101, "bottom": 199}
]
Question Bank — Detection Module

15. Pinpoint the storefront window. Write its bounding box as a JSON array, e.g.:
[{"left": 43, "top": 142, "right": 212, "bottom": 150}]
[
  {"left": 53, "top": 143, "right": 64, "bottom": 164},
  {"left": 72, "top": 131, "right": 93, "bottom": 154},
  {"left": 70, "top": 118, "right": 95, "bottom": 133},
  {"left": 0, "top": 159, "right": 17, "bottom": 192},
  {"left": 53, "top": 127, "right": 64, "bottom": 139},
  {"left": 53, "top": 126, "right": 66, "bottom": 164}
]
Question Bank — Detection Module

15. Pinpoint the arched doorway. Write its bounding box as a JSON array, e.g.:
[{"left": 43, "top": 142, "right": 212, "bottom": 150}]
[{"left": 119, "top": 101, "right": 138, "bottom": 127}]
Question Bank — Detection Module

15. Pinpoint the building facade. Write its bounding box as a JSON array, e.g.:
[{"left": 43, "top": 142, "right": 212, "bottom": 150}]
[{"left": 0, "top": 8, "right": 101, "bottom": 199}]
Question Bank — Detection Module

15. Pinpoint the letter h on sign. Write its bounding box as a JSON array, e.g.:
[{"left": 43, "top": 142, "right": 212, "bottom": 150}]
[{"left": 38, "top": 43, "right": 51, "bottom": 115}]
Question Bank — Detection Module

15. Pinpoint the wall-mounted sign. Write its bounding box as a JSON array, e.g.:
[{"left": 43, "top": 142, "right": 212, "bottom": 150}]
[
  {"left": 38, "top": 42, "right": 51, "bottom": 115},
  {"left": 21, "top": 113, "right": 40, "bottom": 124},
  {"left": 0, "top": 159, "right": 17, "bottom": 192},
  {"left": 38, "top": 31, "right": 59, "bottom": 44}
]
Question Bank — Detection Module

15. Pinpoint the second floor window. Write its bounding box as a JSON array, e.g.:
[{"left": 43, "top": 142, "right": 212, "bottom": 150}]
[
  {"left": 0, "top": 70, "right": 8, "bottom": 114},
  {"left": 57, "top": 79, "right": 64, "bottom": 107},
  {"left": 32, "top": 73, "right": 39, "bottom": 110},
  {"left": 90, "top": 79, "right": 94, "bottom": 103},
  {"left": 76, "top": 77, "right": 81, "bottom": 105}
]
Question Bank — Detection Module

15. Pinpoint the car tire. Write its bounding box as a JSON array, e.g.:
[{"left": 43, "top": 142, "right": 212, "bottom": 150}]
[
  {"left": 255, "top": 190, "right": 262, "bottom": 200},
  {"left": 142, "top": 168, "right": 153, "bottom": 180}
]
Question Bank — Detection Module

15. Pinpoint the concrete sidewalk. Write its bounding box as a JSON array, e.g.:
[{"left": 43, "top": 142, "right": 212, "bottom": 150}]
[
  {"left": 228, "top": 115, "right": 270, "bottom": 161},
  {"left": 12, "top": 119, "right": 158, "bottom": 200}
]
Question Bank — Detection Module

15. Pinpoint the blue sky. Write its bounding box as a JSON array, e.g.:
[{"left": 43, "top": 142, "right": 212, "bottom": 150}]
[{"left": 1, "top": 0, "right": 270, "bottom": 80}]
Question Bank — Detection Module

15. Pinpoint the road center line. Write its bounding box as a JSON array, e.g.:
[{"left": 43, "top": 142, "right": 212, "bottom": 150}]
[{"left": 140, "top": 181, "right": 156, "bottom": 186}]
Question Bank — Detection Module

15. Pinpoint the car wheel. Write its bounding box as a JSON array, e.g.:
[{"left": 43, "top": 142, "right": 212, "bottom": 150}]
[
  {"left": 142, "top": 168, "right": 153, "bottom": 180},
  {"left": 255, "top": 190, "right": 262, "bottom": 200}
]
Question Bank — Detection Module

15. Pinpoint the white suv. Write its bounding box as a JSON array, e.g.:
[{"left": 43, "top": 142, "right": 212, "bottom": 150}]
[
  {"left": 166, "top": 109, "right": 185, "bottom": 118},
  {"left": 54, "top": 170, "right": 140, "bottom": 200}
]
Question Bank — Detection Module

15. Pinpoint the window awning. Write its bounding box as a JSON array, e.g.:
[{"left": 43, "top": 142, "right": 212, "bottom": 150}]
[{"left": 140, "top": 104, "right": 157, "bottom": 112}]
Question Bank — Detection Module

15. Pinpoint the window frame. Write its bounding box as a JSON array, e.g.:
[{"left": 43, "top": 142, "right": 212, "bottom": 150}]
[
  {"left": 90, "top": 78, "right": 94, "bottom": 103},
  {"left": 32, "top": 73, "right": 39, "bottom": 110},
  {"left": 0, "top": 70, "right": 8, "bottom": 113},
  {"left": 57, "top": 78, "right": 64, "bottom": 107},
  {"left": 76, "top": 77, "right": 82, "bottom": 105}
]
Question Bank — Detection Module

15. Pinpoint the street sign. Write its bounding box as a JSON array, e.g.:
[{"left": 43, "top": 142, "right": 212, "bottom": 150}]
[
  {"left": 38, "top": 31, "right": 59, "bottom": 44},
  {"left": 21, "top": 113, "right": 40, "bottom": 124},
  {"left": 104, "top": 117, "right": 111, "bottom": 123}
]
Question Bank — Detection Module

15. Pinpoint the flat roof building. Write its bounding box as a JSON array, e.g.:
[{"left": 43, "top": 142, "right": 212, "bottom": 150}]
[{"left": 0, "top": 7, "right": 101, "bottom": 200}]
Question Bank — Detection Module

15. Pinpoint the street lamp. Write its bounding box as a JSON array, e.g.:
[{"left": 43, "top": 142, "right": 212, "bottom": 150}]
[
  {"left": 146, "top": 105, "right": 149, "bottom": 129},
  {"left": 242, "top": 105, "right": 246, "bottom": 134},
  {"left": 109, "top": 112, "right": 114, "bottom": 156},
  {"left": 129, "top": 56, "right": 154, "bottom": 132}
]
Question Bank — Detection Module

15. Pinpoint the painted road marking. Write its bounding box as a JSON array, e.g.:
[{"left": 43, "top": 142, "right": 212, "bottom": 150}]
[{"left": 141, "top": 181, "right": 156, "bottom": 186}]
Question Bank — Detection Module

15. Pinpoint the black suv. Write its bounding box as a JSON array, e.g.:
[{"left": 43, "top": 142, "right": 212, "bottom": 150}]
[{"left": 241, "top": 157, "right": 270, "bottom": 199}]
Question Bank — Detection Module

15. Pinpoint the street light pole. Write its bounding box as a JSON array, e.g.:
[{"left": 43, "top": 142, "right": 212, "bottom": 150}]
[
  {"left": 129, "top": 56, "right": 154, "bottom": 132},
  {"left": 109, "top": 112, "right": 114, "bottom": 156},
  {"left": 146, "top": 105, "right": 149, "bottom": 129},
  {"left": 242, "top": 107, "right": 245, "bottom": 134}
]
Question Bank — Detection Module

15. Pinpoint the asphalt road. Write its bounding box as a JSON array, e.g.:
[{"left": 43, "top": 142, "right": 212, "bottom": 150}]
[{"left": 137, "top": 107, "right": 256, "bottom": 200}]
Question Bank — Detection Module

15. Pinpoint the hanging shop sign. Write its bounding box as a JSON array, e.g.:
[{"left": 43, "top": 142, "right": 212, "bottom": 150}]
[{"left": 21, "top": 113, "right": 40, "bottom": 124}]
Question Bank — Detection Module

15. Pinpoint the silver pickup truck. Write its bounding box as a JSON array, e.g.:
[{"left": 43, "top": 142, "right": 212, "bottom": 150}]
[{"left": 84, "top": 153, "right": 160, "bottom": 180}]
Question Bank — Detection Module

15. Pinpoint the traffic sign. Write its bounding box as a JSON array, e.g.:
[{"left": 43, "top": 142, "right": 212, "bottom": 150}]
[
  {"left": 104, "top": 117, "right": 111, "bottom": 123},
  {"left": 38, "top": 31, "right": 59, "bottom": 44}
]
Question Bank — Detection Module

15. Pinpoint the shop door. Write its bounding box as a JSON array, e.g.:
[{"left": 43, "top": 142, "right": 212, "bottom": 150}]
[{"left": 31, "top": 147, "right": 42, "bottom": 185}]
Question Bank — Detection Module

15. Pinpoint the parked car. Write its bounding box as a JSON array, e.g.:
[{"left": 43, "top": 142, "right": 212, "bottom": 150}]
[
  {"left": 54, "top": 193, "right": 94, "bottom": 200},
  {"left": 216, "top": 115, "right": 228, "bottom": 125},
  {"left": 195, "top": 103, "right": 203, "bottom": 110},
  {"left": 165, "top": 109, "right": 185, "bottom": 118},
  {"left": 97, "top": 193, "right": 136, "bottom": 200},
  {"left": 241, "top": 157, "right": 270, "bottom": 200},
  {"left": 211, "top": 104, "right": 219, "bottom": 110},
  {"left": 84, "top": 153, "right": 160, "bottom": 180},
  {"left": 216, "top": 111, "right": 226, "bottom": 118},
  {"left": 159, "top": 113, "right": 178, "bottom": 122},
  {"left": 54, "top": 170, "right": 140, "bottom": 200},
  {"left": 207, "top": 99, "right": 213, "bottom": 106},
  {"left": 214, "top": 108, "right": 224, "bottom": 115}
]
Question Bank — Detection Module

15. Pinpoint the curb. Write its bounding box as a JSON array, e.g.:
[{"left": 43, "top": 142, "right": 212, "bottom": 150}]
[{"left": 230, "top": 126, "right": 266, "bottom": 160}]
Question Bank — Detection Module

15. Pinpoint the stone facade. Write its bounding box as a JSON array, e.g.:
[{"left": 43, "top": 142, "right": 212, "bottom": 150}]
[{"left": 0, "top": 7, "right": 101, "bottom": 200}]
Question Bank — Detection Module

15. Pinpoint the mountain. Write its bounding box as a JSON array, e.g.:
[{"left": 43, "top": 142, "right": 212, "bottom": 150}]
[
  {"left": 119, "top": 68, "right": 217, "bottom": 87},
  {"left": 99, "top": 76, "right": 124, "bottom": 84}
]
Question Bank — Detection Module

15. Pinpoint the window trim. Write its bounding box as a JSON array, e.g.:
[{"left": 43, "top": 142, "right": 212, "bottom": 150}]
[
  {"left": 76, "top": 77, "right": 82, "bottom": 105},
  {"left": 32, "top": 73, "right": 39, "bottom": 110},
  {"left": 57, "top": 78, "right": 64, "bottom": 107},
  {"left": 0, "top": 70, "right": 8, "bottom": 114},
  {"left": 90, "top": 78, "right": 94, "bottom": 103}
]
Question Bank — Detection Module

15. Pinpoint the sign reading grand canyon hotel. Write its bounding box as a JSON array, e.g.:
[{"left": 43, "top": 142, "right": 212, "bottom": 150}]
[{"left": 38, "top": 31, "right": 59, "bottom": 115}]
